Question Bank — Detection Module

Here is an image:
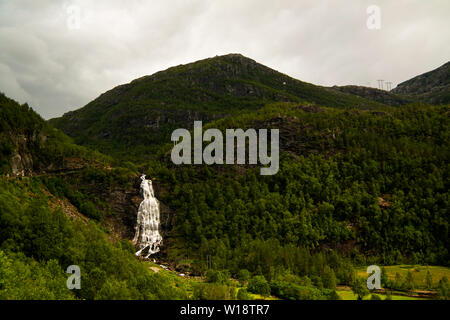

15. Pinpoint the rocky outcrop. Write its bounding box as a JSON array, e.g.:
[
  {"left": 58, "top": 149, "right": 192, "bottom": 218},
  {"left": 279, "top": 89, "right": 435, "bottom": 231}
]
[
  {"left": 7, "top": 132, "right": 43, "bottom": 176},
  {"left": 392, "top": 61, "right": 450, "bottom": 104},
  {"left": 106, "top": 178, "right": 174, "bottom": 241},
  {"left": 61, "top": 173, "right": 174, "bottom": 242},
  {"left": 10, "top": 152, "right": 33, "bottom": 176},
  {"left": 332, "top": 85, "right": 412, "bottom": 107}
]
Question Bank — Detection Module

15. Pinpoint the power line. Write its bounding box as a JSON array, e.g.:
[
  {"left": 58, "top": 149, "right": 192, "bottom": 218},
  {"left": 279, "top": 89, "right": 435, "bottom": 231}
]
[{"left": 377, "top": 79, "right": 384, "bottom": 90}]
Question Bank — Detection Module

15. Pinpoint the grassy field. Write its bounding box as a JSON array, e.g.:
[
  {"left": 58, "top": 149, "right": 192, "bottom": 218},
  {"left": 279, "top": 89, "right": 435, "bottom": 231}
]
[
  {"left": 337, "top": 289, "right": 420, "bottom": 300},
  {"left": 143, "top": 261, "right": 281, "bottom": 300},
  {"left": 356, "top": 265, "right": 450, "bottom": 288},
  {"left": 247, "top": 293, "right": 279, "bottom": 300},
  {"left": 144, "top": 261, "right": 448, "bottom": 300}
]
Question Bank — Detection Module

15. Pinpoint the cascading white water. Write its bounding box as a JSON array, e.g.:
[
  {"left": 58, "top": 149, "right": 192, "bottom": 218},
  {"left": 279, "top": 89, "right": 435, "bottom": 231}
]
[{"left": 132, "top": 175, "right": 163, "bottom": 258}]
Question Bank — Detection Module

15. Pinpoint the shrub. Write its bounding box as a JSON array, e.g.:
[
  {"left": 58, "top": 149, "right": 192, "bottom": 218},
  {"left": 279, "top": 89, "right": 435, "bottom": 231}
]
[
  {"left": 193, "top": 283, "right": 233, "bottom": 300},
  {"left": 237, "top": 269, "right": 251, "bottom": 284},
  {"left": 206, "top": 270, "right": 229, "bottom": 284},
  {"left": 270, "top": 280, "right": 325, "bottom": 300},
  {"left": 247, "top": 275, "right": 270, "bottom": 296},
  {"left": 237, "top": 288, "right": 252, "bottom": 300},
  {"left": 438, "top": 276, "right": 449, "bottom": 300}
]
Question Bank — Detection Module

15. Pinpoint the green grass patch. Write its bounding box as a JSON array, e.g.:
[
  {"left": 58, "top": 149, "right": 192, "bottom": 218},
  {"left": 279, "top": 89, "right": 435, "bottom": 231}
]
[{"left": 357, "top": 265, "right": 450, "bottom": 288}]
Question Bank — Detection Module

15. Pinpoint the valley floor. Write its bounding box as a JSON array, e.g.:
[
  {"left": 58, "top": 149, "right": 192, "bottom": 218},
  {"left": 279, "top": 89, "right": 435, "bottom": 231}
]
[{"left": 143, "top": 260, "right": 450, "bottom": 300}]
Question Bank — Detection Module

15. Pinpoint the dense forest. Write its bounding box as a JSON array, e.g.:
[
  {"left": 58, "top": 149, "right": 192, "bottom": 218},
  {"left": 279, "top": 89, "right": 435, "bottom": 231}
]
[
  {"left": 144, "top": 102, "right": 449, "bottom": 274},
  {"left": 0, "top": 177, "right": 189, "bottom": 299},
  {"left": 1, "top": 55, "right": 449, "bottom": 300},
  {"left": 0, "top": 94, "right": 188, "bottom": 299}
]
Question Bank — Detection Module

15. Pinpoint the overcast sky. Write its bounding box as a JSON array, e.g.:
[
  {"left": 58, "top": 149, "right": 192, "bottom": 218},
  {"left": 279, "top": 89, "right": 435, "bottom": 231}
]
[{"left": 0, "top": 0, "right": 449, "bottom": 119}]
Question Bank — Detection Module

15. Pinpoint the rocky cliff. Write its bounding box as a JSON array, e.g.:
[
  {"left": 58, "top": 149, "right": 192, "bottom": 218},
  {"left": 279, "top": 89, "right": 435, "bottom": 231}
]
[{"left": 392, "top": 61, "right": 450, "bottom": 104}]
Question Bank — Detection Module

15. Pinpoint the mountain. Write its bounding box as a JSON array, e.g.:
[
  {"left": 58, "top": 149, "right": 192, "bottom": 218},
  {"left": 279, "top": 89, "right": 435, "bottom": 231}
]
[
  {"left": 331, "top": 85, "right": 413, "bottom": 107},
  {"left": 153, "top": 101, "right": 449, "bottom": 270},
  {"left": 392, "top": 61, "right": 450, "bottom": 104},
  {"left": 0, "top": 91, "right": 158, "bottom": 237},
  {"left": 49, "top": 54, "right": 387, "bottom": 159},
  {"left": 0, "top": 92, "right": 110, "bottom": 176},
  {"left": 0, "top": 93, "right": 189, "bottom": 299},
  {"left": 1, "top": 55, "right": 450, "bottom": 300}
]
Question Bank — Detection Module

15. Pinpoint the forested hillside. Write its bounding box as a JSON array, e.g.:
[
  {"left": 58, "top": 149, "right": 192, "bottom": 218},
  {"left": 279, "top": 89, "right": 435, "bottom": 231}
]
[
  {"left": 143, "top": 102, "right": 449, "bottom": 275},
  {"left": 0, "top": 93, "right": 108, "bottom": 175},
  {"left": 1, "top": 54, "right": 449, "bottom": 300},
  {"left": 0, "top": 94, "right": 187, "bottom": 299},
  {"left": 392, "top": 61, "right": 450, "bottom": 105},
  {"left": 49, "top": 54, "right": 387, "bottom": 159}
]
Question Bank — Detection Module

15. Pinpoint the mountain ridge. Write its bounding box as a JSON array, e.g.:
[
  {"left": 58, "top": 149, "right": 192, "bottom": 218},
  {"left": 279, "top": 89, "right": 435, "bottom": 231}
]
[
  {"left": 392, "top": 61, "right": 450, "bottom": 104},
  {"left": 331, "top": 85, "right": 414, "bottom": 107},
  {"left": 49, "top": 53, "right": 388, "bottom": 159}
]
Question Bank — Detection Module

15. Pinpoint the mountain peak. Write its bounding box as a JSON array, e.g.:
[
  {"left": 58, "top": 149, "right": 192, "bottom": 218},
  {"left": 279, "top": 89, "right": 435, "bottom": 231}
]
[
  {"left": 213, "top": 53, "right": 249, "bottom": 59},
  {"left": 50, "top": 55, "right": 386, "bottom": 158}
]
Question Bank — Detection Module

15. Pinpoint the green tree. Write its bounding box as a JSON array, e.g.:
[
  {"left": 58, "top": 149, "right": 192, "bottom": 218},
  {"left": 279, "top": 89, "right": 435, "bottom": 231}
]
[
  {"left": 381, "top": 267, "right": 388, "bottom": 288},
  {"left": 247, "top": 275, "right": 270, "bottom": 297},
  {"left": 206, "top": 270, "right": 228, "bottom": 284},
  {"left": 96, "top": 279, "right": 134, "bottom": 300},
  {"left": 394, "top": 272, "right": 402, "bottom": 289},
  {"left": 426, "top": 270, "right": 433, "bottom": 290},
  {"left": 385, "top": 290, "right": 392, "bottom": 300},
  {"left": 193, "top": 283, "right": 233, "bottom": 300},
  {"left": 237, "top": 269, "right": 251, "bottom": 284},
  {"left": 351, "top": 278, "right": 369, "bottom": 300},
  {"left": 404, "top": 270, "right": 414, "bottom": 291},
  {"left": 322, "top": 266, "right": 337, "bottom": 289},
  {"left": 237, "top": 288, "right": 252, "bottom": 300},
  {"left": 438, "top": 276, "right": 449, "bottom": 300}
]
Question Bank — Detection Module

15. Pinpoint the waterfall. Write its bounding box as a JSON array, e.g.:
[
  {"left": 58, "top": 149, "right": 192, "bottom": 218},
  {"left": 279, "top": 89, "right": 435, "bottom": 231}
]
[{"left": 132, "top": 175, "right": 163, "bottom": 258}]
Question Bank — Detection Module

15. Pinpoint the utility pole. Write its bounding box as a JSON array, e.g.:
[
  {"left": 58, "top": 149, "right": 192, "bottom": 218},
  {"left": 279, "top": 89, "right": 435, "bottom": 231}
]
[
  {"left": 206, "top": 255, "right": 212, "bottom": 269},
  {"left": 385, "top": 82, "right": 392, "bottom": 91},
  {"left": 377, "top": 80, "right": 384, "bottom": 90}
]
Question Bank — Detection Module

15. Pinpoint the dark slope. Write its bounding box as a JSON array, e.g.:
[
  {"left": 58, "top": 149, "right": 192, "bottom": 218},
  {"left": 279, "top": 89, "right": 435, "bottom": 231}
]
[
  {"left": 0, "top": 93, "right": 189, "bottom": 299},
  {"left": 0, "top": 92, "right": 110, "bottom": 176},
  {"left": 332, "top": 85, "right": 414, "bottom": 107},
  {"left": 392, "top": 61, "right": 450, "bottom": 104},
  {"left": 148, "top": 101, "right": 450, "bottom": 269},
  {"left": 49, "top": 54, "right": 387, "bottom": 159},
  {"left": 0, "top": 92, "right": 146, "bottom": 239}
]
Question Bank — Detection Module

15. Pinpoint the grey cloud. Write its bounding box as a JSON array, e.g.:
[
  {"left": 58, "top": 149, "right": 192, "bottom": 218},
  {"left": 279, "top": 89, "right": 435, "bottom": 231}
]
[{"left": 0, "top": 0, "right": 449, "bottom": 119}]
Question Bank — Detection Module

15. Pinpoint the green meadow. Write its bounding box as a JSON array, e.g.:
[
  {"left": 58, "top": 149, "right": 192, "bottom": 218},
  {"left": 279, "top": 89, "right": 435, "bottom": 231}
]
[{"left": 357, "top": 265, "right": 450, "bottom": 289}]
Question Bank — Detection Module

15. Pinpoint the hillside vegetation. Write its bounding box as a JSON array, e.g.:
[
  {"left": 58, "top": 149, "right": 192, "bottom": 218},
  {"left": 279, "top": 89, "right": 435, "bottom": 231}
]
[
  {"left": 0, "top": 93, "right": 109, "bottom": 175},
  {"left": 49, "top": 54, "right": 388, "bottom": 159},
  {"left": 143, "top": 102, "right": 449, "bottom": 274},
  {"left": 1, "top": 54, "right": 449, "bottom": 300},
  {"left": 0, "top": 94, "right": 189, "bottom": 299},
  {"left": 392, "top": 61, "right": 450, "bottom": 105}
]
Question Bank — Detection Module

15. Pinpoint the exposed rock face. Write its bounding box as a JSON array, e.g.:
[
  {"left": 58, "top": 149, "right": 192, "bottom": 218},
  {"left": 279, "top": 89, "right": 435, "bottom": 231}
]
[
  {"left": 10, "top": 152, "right": 33, "bottom": 176},
  {"left": 106, "top": 187, "right": 141, "bottom": 239},
  {"left": 254, "top": 106, "right": 341, "bottom": 157},
  {"left": 107, "top": 179, "right": 174, "bottom": 241},
  {"left": 7, "top": 132, "right": 42, "bottom": 176},
  {"left": 391, "top": 61, "right": 450, "bottom": 104},
  {"left": 110, "top": 108, "right": 223, "bottom": 133},
  {"left": 61, "top": 174, "right": 174, "bottom": 241},
  {"left": 6, "top": 131, "right": 92, "bottom": 176},
  {"left": 45, "top": 190, "right": 89, "bottom": 223}
]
